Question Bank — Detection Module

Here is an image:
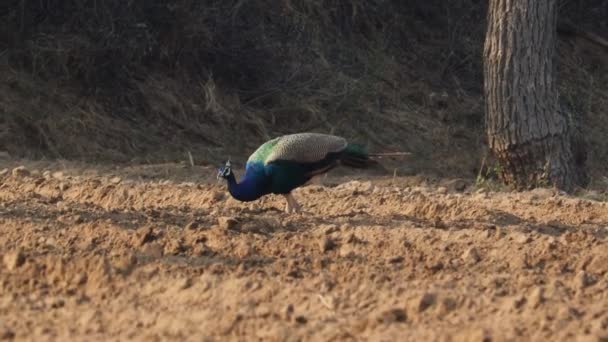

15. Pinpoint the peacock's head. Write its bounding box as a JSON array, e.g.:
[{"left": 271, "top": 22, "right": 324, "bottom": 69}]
[{"left": 216, "top": 160, "right": 233, "bottom": 181}]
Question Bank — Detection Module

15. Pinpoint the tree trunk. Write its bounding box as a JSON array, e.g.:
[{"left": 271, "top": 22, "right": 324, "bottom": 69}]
[{"left": 483, "top": 0, "right": 587, "bottom": 192}]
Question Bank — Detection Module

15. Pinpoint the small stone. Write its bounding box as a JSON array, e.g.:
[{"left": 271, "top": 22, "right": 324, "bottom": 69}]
[
  {"left": 576, "top": 271, "right": 595, "bottom": 289},
  {"left": 112, "top": 253, "right": 137, "bottom": 274},
  {"left": 141, "top": 242, "right": 163, "bottom": 259},
  {"left": 416, "top": 292, "right": 437, "bottom": 312},
  {"left": 73, "top": 273, "right": 88, "bottom": 286},
  {"left": 436, "top": 186, "right": 448, "bottom": 195},
  {"left": 45, "top": 237, "right": 57, "bottom": 247},
  {"left": 11, "top": 166, "right": 30, "bottom": 177},
  {"left": 346, "top": 233, "right": 361, "bottom": 244},
  {"left": 339, "top": 244, "right": 358, "bottom": 258},
  {"left": 443, "top": 178, "right": 468, "bottom": 192},
  {"left": 73, "top": 215, "right": 84, "bottom": 224},
  {"left": 51, "top": 171, "right": 65, "bottom": 180},
  {"left": 587, "top": 254, "right": 608, "bottom": 275},
  {"left": 433, "top": 217, "right": 447, "bottom": 229},
  {"left": 360, "top": 181, "right": 375, "bottom": 194},
  {"left": 512, "top": 253, "right": 530, "bottom": 269},
  {"left": 438, "top": 297, "right": 458, "bottom": 316},
  {"left": 427, "top": 261, "right": 444, "bottom": 272},
  {"left": 192, "top": 244, "right": 213, "bottom": 257},
  {"left": 530, "top": 187, "right": 553, "bottom": 200},
  {"left": 0, "top": 168, "right": 8, "bottom": 177},
  {"left": 318, "top": 294, "right": 338, "bottom": 310},
  {"left": 529, "top": 286, "right": 545, "bottom": 308},
  {"left": 164, "top": 239, "right": 185, "bottom": 256},
  {"left": 211, "top": 191, "right": 225, "bottom": 201},
  {"left": 45, "top": 297, "right": 65, "bottom": 309},
  {"left": 322, "top": 224, "right": 339, "bottom": 235},
  {"left": 218, "top": 217, "right": 239, "bottom": 230},
  {"left": 0, "top": 327, "right": 15, "bottom": 339},
  {"left": 135, "top": 227, "right": 156, "bottom": 246},
  {"left": 235, "top": 240, "right": 254, "bottom": 258},
  {"left": 173, "top": 277, "right": 193, "bottom": 291},
  {"left": 377, "top": 308, "right": 407, "bottom": 324},
  {"left": 506, "top": 295, "right": 527, "bottom": 310},
  {"left": 388, "top": 256, "right": 404, "bottom": 264},
  {"left": 463, "top": 247, "right": 481, "bottom": 264},
  {"left": 284, "top": 304, "right": 294, "bottom": 321},
  {"left": 473, "top": 192, "right": 488, "bottom": 201},
  {"left": 319, "top": 236, "right": 336, "bottom": 253},
  {"left": 110, "top": 176, "right": 122, "bottom": 184},
  {"left": 590, "top": 317, "right": 608, "bottom": 334},
  {"left": 185, "top": 221, "right": 199, "bottom": 230},
  {"left": 514, "top": 233, "right": 532, "bottom": 244},
  {"left": 294, "top": 316, "right": 308, "bottom": 324},
  {"left": 3, "top": 249, "right": 25, "bottom": 270}
]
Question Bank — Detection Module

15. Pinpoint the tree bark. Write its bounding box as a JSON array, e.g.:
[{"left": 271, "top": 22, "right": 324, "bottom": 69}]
[{"left": 483, "top": 0, "right": 587, "bottom": 192}]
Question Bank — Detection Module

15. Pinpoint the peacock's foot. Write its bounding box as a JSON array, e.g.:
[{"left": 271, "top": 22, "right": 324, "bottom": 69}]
[{"left": 283, "top": 193, "right": 302, "bottom": 214}]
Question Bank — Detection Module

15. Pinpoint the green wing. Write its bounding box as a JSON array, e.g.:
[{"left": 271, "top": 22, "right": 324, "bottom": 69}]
[{"left": 247, "top": 137, "right": 281, "bottom": 164}]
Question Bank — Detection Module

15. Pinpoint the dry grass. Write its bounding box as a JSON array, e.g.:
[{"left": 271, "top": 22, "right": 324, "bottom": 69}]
[{"left": 0, "top": 0, "right": 606, "bottom": 181}]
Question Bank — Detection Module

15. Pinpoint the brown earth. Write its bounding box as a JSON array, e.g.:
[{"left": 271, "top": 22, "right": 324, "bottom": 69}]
[{"left": 1, "top": 160, "right": 608, "bottom": 341}]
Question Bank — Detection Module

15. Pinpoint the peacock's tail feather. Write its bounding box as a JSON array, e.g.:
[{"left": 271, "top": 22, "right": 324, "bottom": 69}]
[
  {"left": 339, "top": 143, "right": 375, "bottom": 168},
  {"left": 368, "top": 151, "right": 412, "bottom": 158}
]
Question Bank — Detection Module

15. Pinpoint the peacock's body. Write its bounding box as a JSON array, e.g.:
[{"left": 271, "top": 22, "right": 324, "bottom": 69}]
[{"left": 217, "top": 132, "right": 402, "bottom": 213}]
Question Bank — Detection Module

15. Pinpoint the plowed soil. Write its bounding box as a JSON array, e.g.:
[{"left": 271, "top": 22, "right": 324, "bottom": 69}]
[{"left": 1, "top": 161, "right": 608, "bottom": 341}]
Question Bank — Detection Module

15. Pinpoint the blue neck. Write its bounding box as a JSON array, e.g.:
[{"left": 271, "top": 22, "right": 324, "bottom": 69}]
[{"left": 225, "top": 171, "right": 269, "bottom": 202}]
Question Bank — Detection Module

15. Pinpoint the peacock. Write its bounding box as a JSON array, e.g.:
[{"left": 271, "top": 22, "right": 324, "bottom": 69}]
[{"left": 216, "top": 132, "right": 408, "bottom": 213}]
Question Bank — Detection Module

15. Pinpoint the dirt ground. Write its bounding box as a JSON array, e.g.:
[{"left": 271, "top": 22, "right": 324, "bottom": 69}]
[{"left": 1, "top": 159, "right": 608, "bottom": 341}]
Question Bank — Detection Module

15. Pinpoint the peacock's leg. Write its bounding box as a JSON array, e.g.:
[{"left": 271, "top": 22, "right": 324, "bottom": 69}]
[
  {"left": 282, "top": 194, "right": 292, "bottom": 213},
  {"left": 288, "top": 193, "right": 301, "bottom": 213},
  {"left": 283, "top": 193, "right": 301, "bottom": 213}
]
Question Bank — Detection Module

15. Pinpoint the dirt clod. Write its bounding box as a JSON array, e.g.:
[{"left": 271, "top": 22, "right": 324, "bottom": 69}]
[
  {"left": 218, "top": 217, "right": 239, "bottom": 230},
  {"left": 529, "top": 287, "right": 545, "bottom": 308},
  {"left": 141, "top": 242, "right": 164, "bottom": 259},
  {"left": 52, "top": 171, "right": 64, "bottom": 180},
  {"left": 185, "top": 221, "right": 199, "bottom": 230},
  {"left": 11, "top": 166, "right": 29, "bottom": 177},
  {"left": 319, "top": 236, "right": 336, "bottom": 253},
  {"left": 388, "top": 256, "right": 404, "bottom": 264},
  {"left": 112, "top": 253, "right": 137, "bottom": 274},
  {"left": 416, "top": 293, "right": 437, "bottom": 313},
  {"left": 442, "top": 178, "right": 468, "bottom": 192},
  {"left": 3, "top": 250, "right": 25, "bottom": 270},
  {"left": 463, "top": 247, "right": 481, "bottom": 264},
  {"left": 284, "top": 304, "right": 295, "bottom": 321},
  {"left": 576, "top": 271, "right": 596, "bottom": 289},
  {"left": 135, "top": 227, "right": 156, "bottom": 246},
  {"left": 0, "top": 327, "right": 15, "bottom": 340},
  {"left": 377, "top": 308, "right": 407, "bottom": 323}
]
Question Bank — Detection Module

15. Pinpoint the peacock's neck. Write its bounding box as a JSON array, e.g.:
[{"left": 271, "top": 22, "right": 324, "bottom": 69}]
[{"left": 226, "top": 172, "right": 269, "bottom": 202}]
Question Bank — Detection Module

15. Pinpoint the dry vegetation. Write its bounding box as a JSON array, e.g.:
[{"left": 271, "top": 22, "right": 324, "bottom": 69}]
[{"left": 1, "top": 1, "right": 606, "bottom": 180}]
